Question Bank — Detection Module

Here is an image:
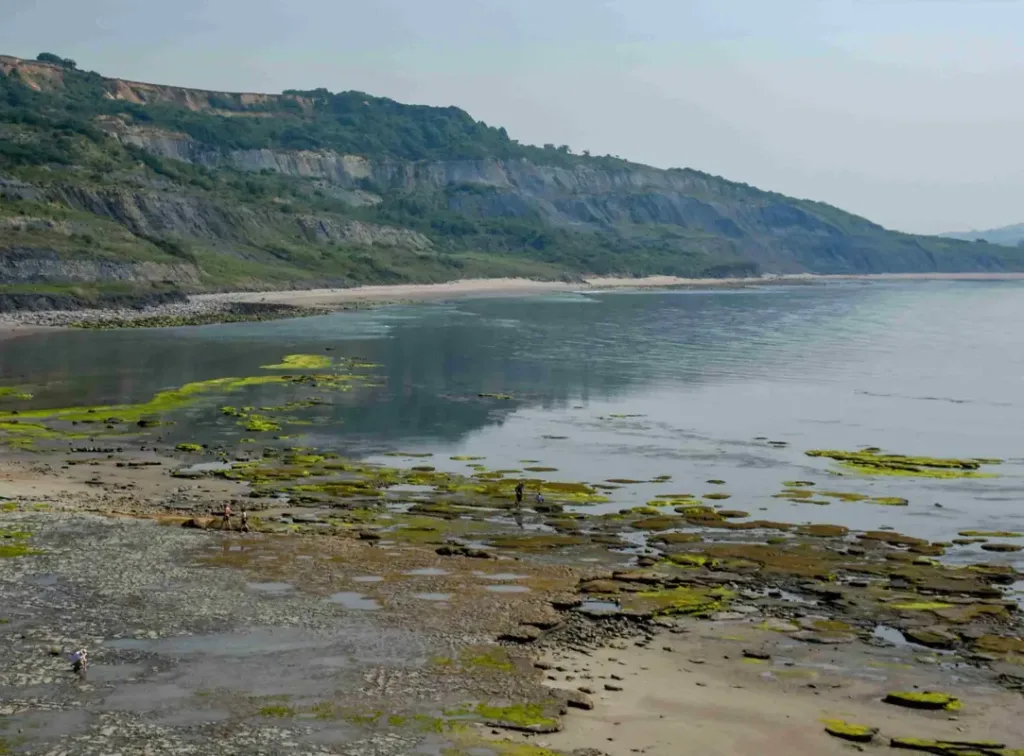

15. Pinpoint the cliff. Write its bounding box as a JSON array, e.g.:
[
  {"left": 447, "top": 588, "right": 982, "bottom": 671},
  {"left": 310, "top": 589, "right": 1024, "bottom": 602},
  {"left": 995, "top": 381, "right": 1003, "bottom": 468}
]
[{"left": 0, "top": 53, "right": 1019, "bottom": 306}]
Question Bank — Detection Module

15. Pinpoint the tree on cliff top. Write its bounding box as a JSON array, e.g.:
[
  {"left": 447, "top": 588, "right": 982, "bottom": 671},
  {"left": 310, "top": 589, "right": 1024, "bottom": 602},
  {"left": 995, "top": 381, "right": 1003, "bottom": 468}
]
[{"left": 36, "top": 52, "right": 77, "bottom": 69}]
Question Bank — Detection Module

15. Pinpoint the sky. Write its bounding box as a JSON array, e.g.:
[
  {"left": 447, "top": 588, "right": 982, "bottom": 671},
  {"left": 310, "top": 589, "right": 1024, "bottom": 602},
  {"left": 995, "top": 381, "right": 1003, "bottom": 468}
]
[{"left": 2, "top": 0, "right": 1022, "bottom": 234}]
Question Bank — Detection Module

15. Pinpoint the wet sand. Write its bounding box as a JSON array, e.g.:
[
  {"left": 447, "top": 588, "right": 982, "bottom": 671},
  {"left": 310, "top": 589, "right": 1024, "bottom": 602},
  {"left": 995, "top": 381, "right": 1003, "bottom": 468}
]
[{"left": 538, "top": 626, "right": 1024, "bottom": 756}]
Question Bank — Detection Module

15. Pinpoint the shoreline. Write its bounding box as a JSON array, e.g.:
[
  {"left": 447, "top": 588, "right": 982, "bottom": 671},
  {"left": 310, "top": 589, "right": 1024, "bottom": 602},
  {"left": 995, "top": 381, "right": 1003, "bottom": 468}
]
[
  {"left": 2, "top": 271, "right": 1024, "bottom": 335},
  {"left": 192, "top": 271, "right": 1024, "bottom": 309}
]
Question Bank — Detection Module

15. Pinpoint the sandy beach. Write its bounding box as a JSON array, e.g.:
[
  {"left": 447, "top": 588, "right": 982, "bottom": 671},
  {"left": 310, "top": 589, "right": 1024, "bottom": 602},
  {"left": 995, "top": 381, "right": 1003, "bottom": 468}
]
[
  {"left": 4, "top": 272, "right": 1024, "bottom": 334},
  {"left": 198, "top": 272, "right": 1024, "bottom": 310}
]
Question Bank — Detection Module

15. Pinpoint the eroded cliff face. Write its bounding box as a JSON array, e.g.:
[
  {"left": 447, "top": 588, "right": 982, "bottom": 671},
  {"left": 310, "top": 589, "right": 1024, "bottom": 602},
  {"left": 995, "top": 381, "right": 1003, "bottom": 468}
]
[
  {"left": 0, "top": 248, "right": 198, "bottom": 285},
  {"left": 112, "top": 124, "right": 800, "bottom": 231},
  {"left": 0, "top": 55, "right": 313, "bottom": 113}
]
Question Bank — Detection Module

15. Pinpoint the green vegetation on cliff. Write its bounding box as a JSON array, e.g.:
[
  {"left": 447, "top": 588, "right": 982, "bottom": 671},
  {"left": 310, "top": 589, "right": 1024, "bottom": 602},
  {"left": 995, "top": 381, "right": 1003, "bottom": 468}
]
[{"left": 1, "top": 52, "right": 1021, "bottom": 306}]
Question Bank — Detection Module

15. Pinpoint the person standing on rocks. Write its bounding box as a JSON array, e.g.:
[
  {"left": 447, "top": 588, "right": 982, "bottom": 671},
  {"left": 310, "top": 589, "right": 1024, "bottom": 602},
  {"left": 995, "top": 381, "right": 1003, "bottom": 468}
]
[
  {"left": 222, "top": 501, "right": 233, "bottom": 531},
  {"left": 70, "top": 648, "right": 87, "bottom": 679},
  {"left": 514, "top": 481, "right": 525, "bottom": 506},
  {"left": 240, "top": 508, "right": 250, "bottom": 532}
]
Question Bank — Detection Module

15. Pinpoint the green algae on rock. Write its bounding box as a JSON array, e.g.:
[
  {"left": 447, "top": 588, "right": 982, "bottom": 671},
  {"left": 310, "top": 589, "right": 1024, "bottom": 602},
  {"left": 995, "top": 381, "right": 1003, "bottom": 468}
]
[
  {"left": 468, "top": 702, "right": 561, "bottom": 733},
  {"left": 242, "top": 414, "right": 282, "bottom": 433},
  {"left": 257, "top": 704, "right": 297, "bottom": 718},
  {"left": 972, "top": 635, "right": 1024, "bottom": 655},
  {"left": 889, "top": 738, "right": 1010, "bottom": 754},
  {"left": 0, "top": 528, "right": 41, "bottom": 559},
  {"left": 795, "top": 524, "right": 849, "bottom": 538},
  {"left": 888, "top": 601, "right": 955, "bottom": 611},
  {"left": 872, "top": 497, "right": 910, "bottom": 506},
  {"left": 883, "top": 691, "right": 962, "bottom": 711},
  {"left": 618, "top": 585, "right": 732, "bottom": 617},
  {"left": 822, "top": 719, "right": 877, "bottom": 743},
  {"left": 261, "top": 354, "right": 333, "bottom": 370},
  {"left": 806, "top": 449, "right": 1000, "bottom": 478},
  {"left": 175, "top": 443, "right": 204, "bottom": 453},
  {"left": 817, "top": 490, "right": 870, "bottom": 502},
  {"left": 649, "top": 532, "right": 702, "bottom": 545},
  {"left": 959, "top": 531, "right": 1023, "bottom": 538}
]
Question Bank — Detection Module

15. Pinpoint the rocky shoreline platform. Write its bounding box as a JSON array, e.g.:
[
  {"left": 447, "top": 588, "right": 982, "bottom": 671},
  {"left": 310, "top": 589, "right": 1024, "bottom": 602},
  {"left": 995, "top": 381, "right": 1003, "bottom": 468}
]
[
  {"left": 2, "top": 352, "right": 1024, "bottom": 754},
  {"left": 4, "top": 452, "right": 1024, "bottom": 756},
  {"left": 0, "top": 298, "right": 331, "bottom": 331}
]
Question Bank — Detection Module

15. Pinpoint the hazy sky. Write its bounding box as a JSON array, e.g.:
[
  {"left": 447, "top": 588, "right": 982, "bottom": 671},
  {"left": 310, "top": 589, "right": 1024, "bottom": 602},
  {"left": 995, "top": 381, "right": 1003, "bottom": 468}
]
[{"left": 3, "top": 0, "right": 1022, "bottom": 234}]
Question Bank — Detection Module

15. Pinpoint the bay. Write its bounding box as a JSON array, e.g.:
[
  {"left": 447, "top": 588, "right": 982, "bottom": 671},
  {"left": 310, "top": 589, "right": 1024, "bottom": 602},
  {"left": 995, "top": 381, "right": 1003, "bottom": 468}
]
[{"left": 3, "top": 279, "right": 1023, "bottom": 556}]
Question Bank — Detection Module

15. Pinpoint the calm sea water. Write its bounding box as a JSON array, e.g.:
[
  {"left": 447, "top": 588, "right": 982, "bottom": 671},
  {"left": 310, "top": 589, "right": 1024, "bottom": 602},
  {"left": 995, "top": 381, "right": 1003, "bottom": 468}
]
[{"left": 3, "top": 280, "right": 1024, "bottom": 555}]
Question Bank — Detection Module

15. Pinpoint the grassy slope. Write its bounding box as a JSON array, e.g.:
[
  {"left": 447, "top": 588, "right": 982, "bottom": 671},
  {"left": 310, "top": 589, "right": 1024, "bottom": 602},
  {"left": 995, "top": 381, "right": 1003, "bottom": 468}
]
[{"left": 1, "top": 55, "right": 1021, "bottom": 304}]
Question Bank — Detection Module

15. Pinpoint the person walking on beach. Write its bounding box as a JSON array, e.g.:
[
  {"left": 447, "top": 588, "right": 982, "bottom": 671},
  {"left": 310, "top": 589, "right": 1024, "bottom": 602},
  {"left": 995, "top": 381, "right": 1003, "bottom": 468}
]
[
  {"left": 514, "top": 481, "right": 524, "bottom": 506},
  {"left": 240, "top": 508, "right": 250, "bottom": 532},
  {"left": 222, "top": 501, "right": 233, "bottom": 531}
]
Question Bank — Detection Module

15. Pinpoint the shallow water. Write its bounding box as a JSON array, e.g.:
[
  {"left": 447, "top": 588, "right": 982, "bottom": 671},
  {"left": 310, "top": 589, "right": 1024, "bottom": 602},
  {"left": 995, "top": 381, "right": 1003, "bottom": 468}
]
[
  {"left": 412, "top": 592, "right": 451, "bottom": 602},
  {"left": 403, "top": 567, "right": 449, "bottom": 577},
  {"left": 326, "top": 592, "right": 381, "bottom": 610},
  {"left": 5, "top": 280, "right": 1024, "bottom": 551},
  {"left": 245, "top": 581, "right": 294, "bottom": 594}
]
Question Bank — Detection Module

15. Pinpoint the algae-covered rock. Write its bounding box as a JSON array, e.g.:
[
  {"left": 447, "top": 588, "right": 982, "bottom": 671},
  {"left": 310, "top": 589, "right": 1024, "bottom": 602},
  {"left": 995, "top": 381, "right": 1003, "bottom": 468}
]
[
  {"left": 649, "top": 532, "right": 701, "bottom": 545},
  {"left": 872, "top": 497, "right": 910, "bottom": 506},
  {"left": 806, "top": 449, "right": 999, "bottom": 478},
  {"left": 818, "top": 490, "right": 869, "bottom": 502},
  {"left": 630, "top": 506, "right": 663, "bottom": 516},
  {"left": 632, "top": 516, "right": 684, "bottom": 531},
  {"left": 959, "top": 531, "right": 1023, "bottom": 538},
  {"left": 665, "top": 554, "right": 713, "bottom": 568},
  {"left": 883, "top": 691, "right": 961, "bottom": 711},
  {"left": 261, "top": 354, "right": 333, "bottom": 370},
  {"left": 474, "top": 703, "right": 562, "bottom": 734},
  {"left": 902, "top": 627, "right": 959, "bottom": 649},
  {"left": 890, "top": 737, "right": 1007, "bottom": 754},
  {"left": 618, "top": 585, "right": 730, "bottom": 618},
  {"left": 973, "top": 635, "right": 1024, "bottom": 655},
  {"left": 488, "top": 534, "right": 590, "bottom": 551},
  {"left": 796, "top": 524, "right": 849, "bottom": 538},
  {"left": 859, "top": 531, "right": 926, "bottom": 547},
  {"left": 175, "top": 443, "right": 204, "bottom": 453},
  {"left": 822, "top": 719, "right": 878, "bottom": 743},
  {"left": 981, "top": 543, "right": 1023, "bottom": 553},
  {"left": 703, "top": 492, "right": 732, "bottom": 500}
]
